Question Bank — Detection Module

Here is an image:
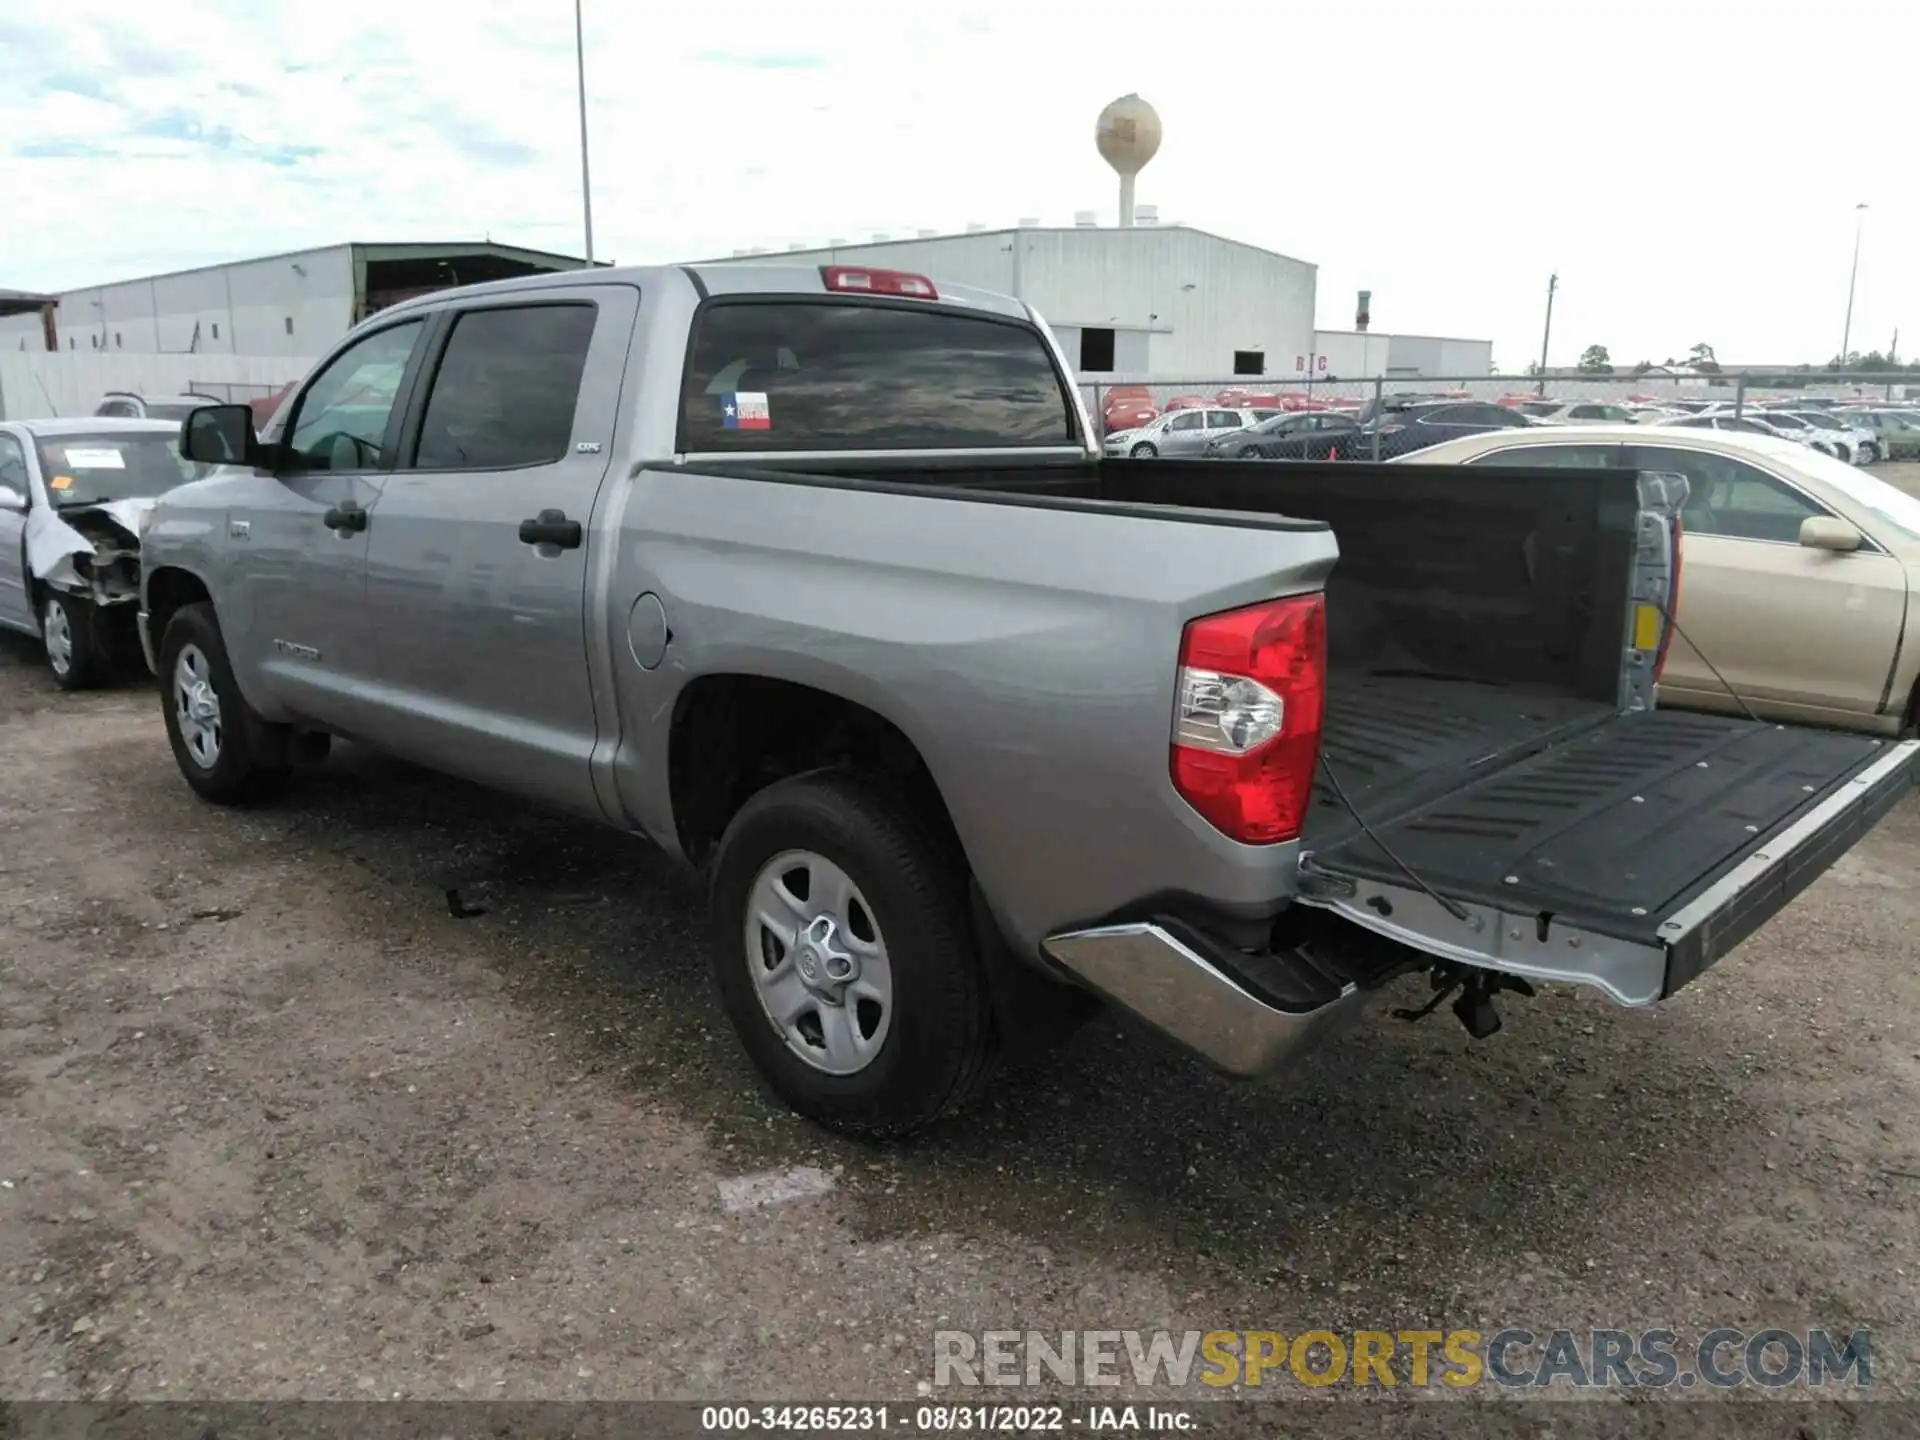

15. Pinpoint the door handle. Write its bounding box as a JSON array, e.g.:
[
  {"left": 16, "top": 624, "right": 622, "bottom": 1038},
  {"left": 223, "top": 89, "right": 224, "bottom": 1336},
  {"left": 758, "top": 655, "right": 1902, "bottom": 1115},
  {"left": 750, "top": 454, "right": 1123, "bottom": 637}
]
[
  {"left": 519, "top": 509, "right": 583, "bottom": 549},
  {"left": 322, "top": 501, "right": 368, "bottom": 533}
]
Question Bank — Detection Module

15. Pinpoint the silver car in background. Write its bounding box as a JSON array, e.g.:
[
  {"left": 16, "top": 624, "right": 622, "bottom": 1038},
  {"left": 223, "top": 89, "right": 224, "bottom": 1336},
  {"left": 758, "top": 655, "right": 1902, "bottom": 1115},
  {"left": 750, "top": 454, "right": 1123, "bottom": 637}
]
[{"left": 1103, "top": 406, "right": 1272, "bottom": 458}]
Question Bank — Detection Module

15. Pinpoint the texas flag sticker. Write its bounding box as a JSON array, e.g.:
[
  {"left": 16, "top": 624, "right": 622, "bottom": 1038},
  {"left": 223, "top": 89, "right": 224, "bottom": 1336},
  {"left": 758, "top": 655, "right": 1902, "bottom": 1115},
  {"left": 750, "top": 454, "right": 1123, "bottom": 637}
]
[{"left": 722, "top": 391, "right": 771, "bottom": 430}]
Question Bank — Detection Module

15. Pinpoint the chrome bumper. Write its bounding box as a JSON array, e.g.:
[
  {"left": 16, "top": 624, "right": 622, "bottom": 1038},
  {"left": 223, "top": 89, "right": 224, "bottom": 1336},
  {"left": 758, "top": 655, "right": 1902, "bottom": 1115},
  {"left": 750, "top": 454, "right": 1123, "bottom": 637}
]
[
  {"left": 1041, "top": 922, "right": 1365, "bottom": 1077},
  {"left": 136, "top": 609, "right": 158, "bottom": 675}
]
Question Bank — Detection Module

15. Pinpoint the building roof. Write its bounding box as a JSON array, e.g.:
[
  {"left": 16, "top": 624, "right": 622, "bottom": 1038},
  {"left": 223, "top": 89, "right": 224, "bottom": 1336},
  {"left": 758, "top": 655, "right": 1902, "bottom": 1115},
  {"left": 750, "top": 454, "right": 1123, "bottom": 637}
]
[
  {"left": 45, "top": 241, "right": 595, "bottom": 296},
  {"left": 702, "top": 224, "right": 1317, "bottom": 273},
  {"left": 0, "top": 287, "right": 58, "bottom": 317}
]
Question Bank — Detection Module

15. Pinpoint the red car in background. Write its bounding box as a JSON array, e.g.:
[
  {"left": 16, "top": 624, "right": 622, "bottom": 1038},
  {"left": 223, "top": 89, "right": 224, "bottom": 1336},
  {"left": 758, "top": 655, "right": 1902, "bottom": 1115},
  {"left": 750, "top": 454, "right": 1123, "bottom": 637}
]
[{"left": 1101, "top": 384, "right": 1158, "bottom": 435}]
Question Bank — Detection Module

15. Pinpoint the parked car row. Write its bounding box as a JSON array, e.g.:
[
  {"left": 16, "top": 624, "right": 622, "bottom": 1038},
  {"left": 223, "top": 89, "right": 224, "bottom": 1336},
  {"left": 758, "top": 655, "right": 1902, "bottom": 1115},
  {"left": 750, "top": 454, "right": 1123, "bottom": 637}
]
[
  {"left": 2, "top": 266, "right": 1914, "bottom": 1146},
  {"left": 1096, "top": 383, "right": 1360, "bottom": 438},
  {"left": 1503, "top": 394, "right": 1920, "bottom": 466}
]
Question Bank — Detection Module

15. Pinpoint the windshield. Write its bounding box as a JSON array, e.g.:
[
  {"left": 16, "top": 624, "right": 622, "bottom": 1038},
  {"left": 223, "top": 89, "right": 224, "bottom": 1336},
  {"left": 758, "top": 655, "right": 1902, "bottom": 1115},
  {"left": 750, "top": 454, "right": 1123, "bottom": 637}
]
[
  {"left": 1517, "top": 401, "right": 1559, "bottom": 415},
  {"left": 140, "top": 401, "right": 210, "bottom": 421},
  {"left": 1762, "top": 412, "right": 1807, "bottom": 429},
  {"left": 33, "top": 431, "right": 212, "bottom": 507},
  {"left": 1792, "top": 412, "right": 1846, "bottom": 430}
]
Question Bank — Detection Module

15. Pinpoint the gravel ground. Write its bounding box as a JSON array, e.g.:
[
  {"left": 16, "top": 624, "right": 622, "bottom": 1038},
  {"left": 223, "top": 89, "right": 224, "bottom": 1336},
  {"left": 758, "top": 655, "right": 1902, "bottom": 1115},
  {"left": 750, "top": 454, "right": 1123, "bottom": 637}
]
[{"left": 2, "top": 481, "right": 1919, "bottom": 1416}]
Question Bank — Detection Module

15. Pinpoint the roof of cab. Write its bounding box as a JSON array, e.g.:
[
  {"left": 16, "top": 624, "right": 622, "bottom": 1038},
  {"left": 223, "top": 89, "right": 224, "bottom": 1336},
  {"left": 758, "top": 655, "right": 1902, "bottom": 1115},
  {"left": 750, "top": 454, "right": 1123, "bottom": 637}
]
[{"left": 367, "top": 262, "right": 1033, "bottom": 325}]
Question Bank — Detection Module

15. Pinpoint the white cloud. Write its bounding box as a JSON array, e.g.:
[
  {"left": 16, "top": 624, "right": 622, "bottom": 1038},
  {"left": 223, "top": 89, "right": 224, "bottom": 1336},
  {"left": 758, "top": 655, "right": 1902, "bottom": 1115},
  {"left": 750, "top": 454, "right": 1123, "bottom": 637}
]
[{"left": 1, "top": 0, "right": 1914, "bottom": 368}]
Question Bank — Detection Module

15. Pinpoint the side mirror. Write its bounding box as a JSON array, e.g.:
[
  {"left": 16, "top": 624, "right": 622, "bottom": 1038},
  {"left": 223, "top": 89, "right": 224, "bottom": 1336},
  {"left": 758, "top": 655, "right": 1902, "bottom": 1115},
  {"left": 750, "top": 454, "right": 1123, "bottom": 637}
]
[
  {"left": 181, "top": 403, "right": 258, "bottom": 467},
  {"left": 0, "top": 484, "right": 25, "bottom": 513},
  {"left": 1800, "top": 516, "right": 1863, "bottom": 552}
]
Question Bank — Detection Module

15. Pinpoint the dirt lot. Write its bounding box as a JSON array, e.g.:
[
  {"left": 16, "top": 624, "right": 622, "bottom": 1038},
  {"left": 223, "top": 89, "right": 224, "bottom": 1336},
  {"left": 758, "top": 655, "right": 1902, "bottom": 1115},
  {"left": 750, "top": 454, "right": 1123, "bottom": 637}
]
[{"left": 3, "top": 481, "right": 1920, "bottom": 1409}]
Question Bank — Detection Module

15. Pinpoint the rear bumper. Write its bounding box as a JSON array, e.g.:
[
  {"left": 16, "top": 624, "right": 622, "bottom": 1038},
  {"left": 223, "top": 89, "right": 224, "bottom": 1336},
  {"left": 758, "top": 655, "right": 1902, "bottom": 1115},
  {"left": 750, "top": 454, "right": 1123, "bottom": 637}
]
[{"left": 1040, "top": 921, "right": 1368, "bottom": 1076}]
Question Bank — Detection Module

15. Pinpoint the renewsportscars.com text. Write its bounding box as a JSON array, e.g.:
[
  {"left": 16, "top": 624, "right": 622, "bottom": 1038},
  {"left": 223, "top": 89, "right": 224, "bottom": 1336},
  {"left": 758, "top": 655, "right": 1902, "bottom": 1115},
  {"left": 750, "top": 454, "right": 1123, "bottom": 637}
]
[{"left": 932, "top": 1327, "right": 1871, "bottom": 1390}]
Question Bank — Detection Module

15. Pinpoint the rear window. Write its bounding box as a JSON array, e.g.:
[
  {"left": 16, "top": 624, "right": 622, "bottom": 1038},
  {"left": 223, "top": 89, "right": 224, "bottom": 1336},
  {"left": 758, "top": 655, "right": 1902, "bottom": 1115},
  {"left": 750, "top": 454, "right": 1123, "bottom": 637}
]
[
  {"left": 678, "top": 300, "right": 1077, "bottom": 452},
  {"left": 34, "top": 432, "right": 212, "bottom": 506}
]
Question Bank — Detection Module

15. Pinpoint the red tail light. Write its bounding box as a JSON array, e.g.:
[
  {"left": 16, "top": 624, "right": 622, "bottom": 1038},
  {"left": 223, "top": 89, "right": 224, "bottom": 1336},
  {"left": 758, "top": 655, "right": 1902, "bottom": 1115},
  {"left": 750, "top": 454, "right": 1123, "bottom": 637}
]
[
  {"left": 1654, "top": 513, "right": 1683, "bottom": 683},
  {"left": 821, "top": 265, "right": 938, "bottom": 300},
  {"left": 1170, "top": 593, "right": 1327, "bottom": 844}
]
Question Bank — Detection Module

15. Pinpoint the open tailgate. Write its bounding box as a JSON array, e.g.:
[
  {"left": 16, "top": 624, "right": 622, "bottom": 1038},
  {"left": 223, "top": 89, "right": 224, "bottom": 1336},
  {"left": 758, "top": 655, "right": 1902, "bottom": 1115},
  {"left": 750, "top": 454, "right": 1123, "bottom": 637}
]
[{"left": 1297, "top": 711, "right": 1919, "bottom": 1005}]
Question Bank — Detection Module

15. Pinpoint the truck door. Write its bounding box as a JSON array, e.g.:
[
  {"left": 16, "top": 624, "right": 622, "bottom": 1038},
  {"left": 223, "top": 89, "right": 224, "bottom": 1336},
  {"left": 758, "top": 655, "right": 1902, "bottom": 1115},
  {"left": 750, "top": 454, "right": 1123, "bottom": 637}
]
[
  {"left": 361, "top": 286, "right": 638, "bottom": 818},
  {"left": 229, "top": 316, "right": 431, "bottom": 731}
]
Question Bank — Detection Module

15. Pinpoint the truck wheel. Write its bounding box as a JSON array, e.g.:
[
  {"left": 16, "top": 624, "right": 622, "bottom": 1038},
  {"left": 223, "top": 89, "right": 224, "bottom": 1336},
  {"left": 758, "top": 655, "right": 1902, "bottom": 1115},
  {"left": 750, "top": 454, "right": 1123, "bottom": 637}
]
[
  {"left": 709, "top": 769, "right": 996, "bottom": 1138},
  {"left": 1130, "top": 442, "right": 1158, "bottom": 459},
  {"left": 158, "top": 602, "right": 292, "bottom": 805},
  {"left": 42, "top": 593, "right": 106, "bottom": 691}
]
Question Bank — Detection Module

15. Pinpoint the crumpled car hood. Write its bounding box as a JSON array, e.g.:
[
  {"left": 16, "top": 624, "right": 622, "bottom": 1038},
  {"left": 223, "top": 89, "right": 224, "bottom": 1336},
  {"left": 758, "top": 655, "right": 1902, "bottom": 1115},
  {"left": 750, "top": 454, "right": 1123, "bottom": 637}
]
[{"left": 24, "top": 498, "right": 154, "bottom": 586}]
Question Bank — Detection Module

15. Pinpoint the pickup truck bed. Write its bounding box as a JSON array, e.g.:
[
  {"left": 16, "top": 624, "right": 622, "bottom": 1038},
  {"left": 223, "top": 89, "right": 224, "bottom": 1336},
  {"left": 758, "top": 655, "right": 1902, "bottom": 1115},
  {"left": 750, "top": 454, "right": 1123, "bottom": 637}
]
[{"left": 700, "top": 454, "right": 1914, "bottom": 1009}]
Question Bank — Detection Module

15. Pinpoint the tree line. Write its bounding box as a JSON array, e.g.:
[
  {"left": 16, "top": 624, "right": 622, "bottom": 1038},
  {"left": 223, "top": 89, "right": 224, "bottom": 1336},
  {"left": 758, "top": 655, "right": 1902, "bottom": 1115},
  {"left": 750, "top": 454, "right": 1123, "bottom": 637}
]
[{"left": 1573, "top": 342, "right": 1918, "bottom": 376}]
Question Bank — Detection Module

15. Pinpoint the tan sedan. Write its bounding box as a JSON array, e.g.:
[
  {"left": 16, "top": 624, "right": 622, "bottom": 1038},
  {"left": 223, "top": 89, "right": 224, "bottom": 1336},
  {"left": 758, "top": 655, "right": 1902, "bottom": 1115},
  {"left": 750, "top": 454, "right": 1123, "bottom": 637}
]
[{"left": 1396, "top": 424, "right": 1920, "bottom": 736}]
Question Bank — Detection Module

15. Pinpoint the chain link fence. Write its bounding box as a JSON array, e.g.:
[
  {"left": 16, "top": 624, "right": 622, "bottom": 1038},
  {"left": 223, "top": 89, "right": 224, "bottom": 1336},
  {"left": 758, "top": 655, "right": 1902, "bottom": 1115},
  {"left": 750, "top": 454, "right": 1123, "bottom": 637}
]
[
  {"left": 1080, "top": 372, "right": 1920, "bottom": 462},
  {"left": 188, "top": 379, "right": 283, "bottom": 403}
]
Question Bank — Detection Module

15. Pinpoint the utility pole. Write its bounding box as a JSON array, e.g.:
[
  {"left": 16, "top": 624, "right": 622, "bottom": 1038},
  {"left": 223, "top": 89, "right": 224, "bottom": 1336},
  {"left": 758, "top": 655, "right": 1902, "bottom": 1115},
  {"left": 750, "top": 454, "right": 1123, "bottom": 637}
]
[
  {"left": 575, "top": 0, "right": 595, "bottom": 266},
  {"left": 1536, "top": 273, "right": 1558, "bottom": 395},
  {"left": 1838, "top": 202, "right": 1867, "bottom": 368}
]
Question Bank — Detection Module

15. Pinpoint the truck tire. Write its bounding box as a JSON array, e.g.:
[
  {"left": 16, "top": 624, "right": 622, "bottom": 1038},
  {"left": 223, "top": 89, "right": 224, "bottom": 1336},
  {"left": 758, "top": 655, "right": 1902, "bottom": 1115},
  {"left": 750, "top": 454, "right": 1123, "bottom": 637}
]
[
  {"left": 708, "top": 769, "right": 996, "bottom": 1138},
  {"left": 158, "top": 602, "right": 293, "bottom": 805},
  {"left": 41, "top": 592, "right": 106, "bottom": 691}
]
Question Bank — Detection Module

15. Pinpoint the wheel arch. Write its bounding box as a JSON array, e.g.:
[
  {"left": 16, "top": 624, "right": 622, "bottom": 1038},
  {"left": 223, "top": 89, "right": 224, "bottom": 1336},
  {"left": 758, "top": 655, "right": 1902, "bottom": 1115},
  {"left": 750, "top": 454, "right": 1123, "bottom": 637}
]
[{"left": 666, "top": 672, "right": 968, "bottom": 875}]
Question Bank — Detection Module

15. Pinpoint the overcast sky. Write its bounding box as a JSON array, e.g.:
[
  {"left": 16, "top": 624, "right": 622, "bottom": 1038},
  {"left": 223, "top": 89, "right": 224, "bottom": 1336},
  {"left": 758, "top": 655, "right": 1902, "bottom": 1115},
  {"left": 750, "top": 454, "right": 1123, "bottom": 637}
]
[{"left": 1, "top": 0, "right": 1911, "bottom": 370}]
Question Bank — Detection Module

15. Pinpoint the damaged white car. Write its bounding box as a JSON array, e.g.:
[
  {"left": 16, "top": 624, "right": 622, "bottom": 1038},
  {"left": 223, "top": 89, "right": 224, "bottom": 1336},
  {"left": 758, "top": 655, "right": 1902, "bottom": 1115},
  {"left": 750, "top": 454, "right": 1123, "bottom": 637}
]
[{"left": 0, "top": 420, "right": 214, "bottom": 689}]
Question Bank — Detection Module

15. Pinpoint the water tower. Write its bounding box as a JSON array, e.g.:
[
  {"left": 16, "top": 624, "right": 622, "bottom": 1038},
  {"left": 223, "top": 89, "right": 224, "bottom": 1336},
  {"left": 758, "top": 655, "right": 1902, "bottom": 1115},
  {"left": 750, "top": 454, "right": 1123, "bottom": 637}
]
[{"left": 1095, "top": 93, "right": 1162, "bottom": 228}]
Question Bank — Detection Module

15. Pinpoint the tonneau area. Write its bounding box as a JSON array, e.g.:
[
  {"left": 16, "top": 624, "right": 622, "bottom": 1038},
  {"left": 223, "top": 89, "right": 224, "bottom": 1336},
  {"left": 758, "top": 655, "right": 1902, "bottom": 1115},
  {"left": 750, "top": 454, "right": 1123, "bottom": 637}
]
[{"left": 1307, "top": 673, "right": 1612, "bottom": 832}]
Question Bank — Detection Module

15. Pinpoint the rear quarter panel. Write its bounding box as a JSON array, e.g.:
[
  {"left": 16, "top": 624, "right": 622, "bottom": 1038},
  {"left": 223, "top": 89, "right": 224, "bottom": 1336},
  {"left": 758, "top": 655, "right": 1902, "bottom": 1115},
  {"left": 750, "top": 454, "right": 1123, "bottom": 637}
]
[{"left": 601, "top": 466, "right": 1339, "bottom": 952}]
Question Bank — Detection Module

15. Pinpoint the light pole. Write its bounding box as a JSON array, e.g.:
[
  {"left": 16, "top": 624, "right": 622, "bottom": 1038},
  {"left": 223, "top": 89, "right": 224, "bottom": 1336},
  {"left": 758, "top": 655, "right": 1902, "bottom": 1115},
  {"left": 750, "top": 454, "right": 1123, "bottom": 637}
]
[
  {"left": 1839, "top": 202, "right": 1867, "bottom": 368},
  {"left": 575, "top": 0, "right": 595, "bottom": 266},
  {"left": 1536, "top": 272, "right": 1558, "bottom": 395}
]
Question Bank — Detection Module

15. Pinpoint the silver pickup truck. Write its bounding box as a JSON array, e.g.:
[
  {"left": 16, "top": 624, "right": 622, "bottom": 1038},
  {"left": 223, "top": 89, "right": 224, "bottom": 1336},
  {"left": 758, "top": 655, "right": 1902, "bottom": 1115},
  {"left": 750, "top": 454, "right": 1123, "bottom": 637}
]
[{"left": 143, "top": 261, "right": 1919, "bottom": 1137}]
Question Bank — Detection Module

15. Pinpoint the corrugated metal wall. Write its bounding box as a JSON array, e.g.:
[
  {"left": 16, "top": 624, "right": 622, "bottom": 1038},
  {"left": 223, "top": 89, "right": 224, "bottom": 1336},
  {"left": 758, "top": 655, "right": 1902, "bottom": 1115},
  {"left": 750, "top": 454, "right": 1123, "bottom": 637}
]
[
  {"left": 707, "top": 227, "right": 1316, "bottom": 380},
  {"left": 0, "top": 353, "right": 317, "bottom": 421},
  {"left": 1, "top": 246, "right": 355, "bottom": 360}
]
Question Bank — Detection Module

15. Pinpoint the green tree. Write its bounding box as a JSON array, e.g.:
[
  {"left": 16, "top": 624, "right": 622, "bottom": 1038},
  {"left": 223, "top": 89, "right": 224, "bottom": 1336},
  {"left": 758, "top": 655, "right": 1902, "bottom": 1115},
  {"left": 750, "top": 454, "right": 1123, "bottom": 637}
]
[
  {"left": 1578, "top": 344, "right": 1613, "bottom": 374},
  {"left": 1688, "top": 342, "right": 1721, "bottom": 373},
  {"left": 1632, "top": 359, "right": 1654, "bottom": 375}
]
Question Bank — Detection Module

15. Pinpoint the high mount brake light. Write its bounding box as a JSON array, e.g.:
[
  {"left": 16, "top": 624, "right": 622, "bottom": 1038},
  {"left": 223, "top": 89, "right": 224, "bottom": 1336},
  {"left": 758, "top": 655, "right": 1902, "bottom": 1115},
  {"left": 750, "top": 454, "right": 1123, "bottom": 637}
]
[
  {"left": 821, "top": 266, "right": 939, "bottom": 300},
  {"left": 1170, "top": 593, "right": 1327, "bottom": 845}
]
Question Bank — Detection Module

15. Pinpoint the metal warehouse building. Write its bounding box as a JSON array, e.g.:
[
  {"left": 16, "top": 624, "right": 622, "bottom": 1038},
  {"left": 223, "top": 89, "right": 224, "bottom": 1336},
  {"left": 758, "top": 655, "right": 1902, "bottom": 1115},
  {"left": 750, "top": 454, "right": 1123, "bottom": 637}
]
[
  {"left": 707, "top": 219, "right": 1318, "bottom": 383},
  {"left": 0, "top": 241, "right": 590, "bottom": 357}
]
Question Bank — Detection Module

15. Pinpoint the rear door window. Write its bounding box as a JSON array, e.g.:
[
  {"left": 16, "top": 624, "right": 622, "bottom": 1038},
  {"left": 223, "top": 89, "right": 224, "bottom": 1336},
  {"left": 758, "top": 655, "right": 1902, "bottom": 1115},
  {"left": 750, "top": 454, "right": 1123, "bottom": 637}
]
[
  {"left": 412, "top": 304, "right": 597, "bottom": 470},
  {"left": 1466, "top": 443, "right": 1626, "bottom": 469},
  {"left": 679, "top": 300, "right": 1076, "bottom": 452}
]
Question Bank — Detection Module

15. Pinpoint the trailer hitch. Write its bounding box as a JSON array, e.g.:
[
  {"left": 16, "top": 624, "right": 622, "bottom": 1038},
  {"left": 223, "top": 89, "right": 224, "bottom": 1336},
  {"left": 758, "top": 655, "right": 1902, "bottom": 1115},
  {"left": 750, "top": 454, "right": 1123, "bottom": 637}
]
[{"left": 1392, "top": 963, "right": 1537, "bottom": 1039}]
